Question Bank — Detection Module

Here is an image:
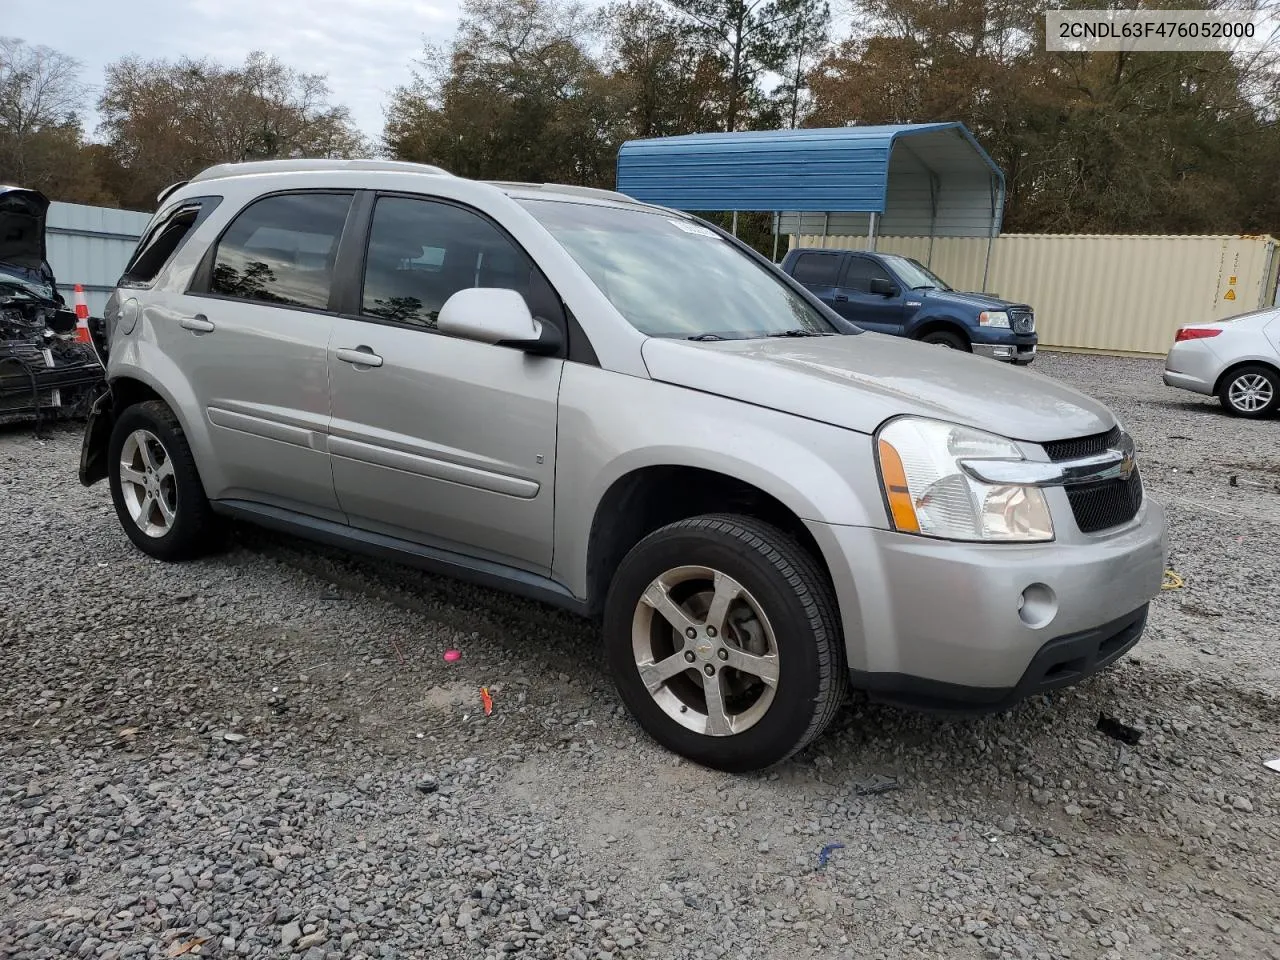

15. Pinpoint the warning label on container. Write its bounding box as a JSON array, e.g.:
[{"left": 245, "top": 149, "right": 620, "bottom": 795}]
[{"left": 1224, "top": 288, "right": 1237, "bottom": 301}]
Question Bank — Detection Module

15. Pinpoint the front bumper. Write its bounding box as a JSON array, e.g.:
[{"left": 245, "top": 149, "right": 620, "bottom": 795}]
[
  {"left": 806, "top": 497, "right": 1167, "bottom": 709},
  {"left": 973, "top": 341, "right": 1037, "bottom": 365}
]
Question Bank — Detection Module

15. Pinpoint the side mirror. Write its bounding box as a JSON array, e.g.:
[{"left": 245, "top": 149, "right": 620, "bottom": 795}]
[
  {"left": 437, "top": 287, "right": 563, "bottom": 356},
  {"left": 869, "top": 277, "right": 899, "bottom": 298}
]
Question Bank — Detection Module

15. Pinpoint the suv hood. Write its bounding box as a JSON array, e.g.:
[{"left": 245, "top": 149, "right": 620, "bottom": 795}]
[
  {"left": 642, "top": 333, "right": 1114, "bottom": 442},
  {"left": 0, "top": 186, "right": 50, "bottom": 270}
]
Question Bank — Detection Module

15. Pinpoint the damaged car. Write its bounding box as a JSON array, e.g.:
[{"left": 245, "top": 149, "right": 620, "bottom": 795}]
[{"left": 0, "top": 185, "right": 104, "bottom": 427}]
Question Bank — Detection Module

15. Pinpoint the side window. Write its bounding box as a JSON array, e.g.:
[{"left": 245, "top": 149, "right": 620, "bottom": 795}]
[
  {"left": 209, "top": 193, "right": 352, "bottom": 310},
  {"left": 121, "top": 198, "right": 218, "bottom": 287},
  {"left": 360, "top": 196, "right": 560, "bottom": 332},
  {"left": 791, "top": 252, "right": 841, "bottom": 286},
  {"left": 842, "top": 256, "right": 893, "bottom": 294}
]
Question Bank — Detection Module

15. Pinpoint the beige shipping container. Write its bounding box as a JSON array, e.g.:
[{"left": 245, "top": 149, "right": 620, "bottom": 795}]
[{"left": 793, "top": 233, "right": 1280, "bottom": 357}]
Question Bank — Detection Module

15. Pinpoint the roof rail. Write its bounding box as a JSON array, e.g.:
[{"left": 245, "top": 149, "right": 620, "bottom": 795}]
[
  {"left": 189, "top": 158, "right": 453, "bottom": 184},
  {"left": 156, "top": 180, "right": 189, "bottom": 206},
  {"left": 487, "top": 181, "right": 637, "bottom": 203}
]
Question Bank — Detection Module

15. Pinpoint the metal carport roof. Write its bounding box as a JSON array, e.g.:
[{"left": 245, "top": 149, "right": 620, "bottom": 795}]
[{"left": 615, "top": 123, "right": 1005, "bottom": 240}]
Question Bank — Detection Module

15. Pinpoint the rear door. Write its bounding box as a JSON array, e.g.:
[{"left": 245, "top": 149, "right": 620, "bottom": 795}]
[
  {"left": 789, "top": 252, "right": 845, "bottom": 309},
  {"left": 175, "top": 191, "right": 353, "bottom": 519},
  {"left": 326, "top": 193, "right": 564, "bottom": 574},
  {"left": 837, "top": 255, "right": 909, "bottom": 335}
]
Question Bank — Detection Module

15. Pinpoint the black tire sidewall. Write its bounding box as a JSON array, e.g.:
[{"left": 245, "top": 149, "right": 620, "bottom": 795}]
[
  {"left": 1219, "top": 366, "right": 1279, "bottom": 418},
  {"left": 604, "top": 522, "right": 832, "bottom": 772},
  {"left": 108, "top": 402, "right": 211, "bottom": 561},
  {"left": 921, "top": 331, "right": 967, "bottom": 351}
]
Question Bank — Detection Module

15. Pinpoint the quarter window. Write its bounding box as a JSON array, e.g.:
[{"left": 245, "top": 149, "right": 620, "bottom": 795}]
[
  {"left": 210, "top": 193, "right": 351, "bottom": 310},
  {"left": 361, "top": 196, "right": 558, "bottom": 330}
]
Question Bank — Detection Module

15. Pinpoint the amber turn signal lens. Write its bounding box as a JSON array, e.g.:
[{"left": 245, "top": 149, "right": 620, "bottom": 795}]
[{"left": 877, "top": 438, "right": 921, "bottom": 533}]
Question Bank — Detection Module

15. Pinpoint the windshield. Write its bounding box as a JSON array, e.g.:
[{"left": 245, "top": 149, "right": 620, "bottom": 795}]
[
  {"left": 881, "top": 255, "right": 951, "bottom": 291},
  {"left": 0, "top": 263, "right": 55, "bottom": 302},
  {"left": 520, "top": 199, "right": 836, "bottom": 339}
]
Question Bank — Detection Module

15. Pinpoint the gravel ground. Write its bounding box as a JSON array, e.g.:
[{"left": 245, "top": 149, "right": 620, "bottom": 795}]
[{"left": 1, "top": 351, "right": 1277, "bottom": 960}]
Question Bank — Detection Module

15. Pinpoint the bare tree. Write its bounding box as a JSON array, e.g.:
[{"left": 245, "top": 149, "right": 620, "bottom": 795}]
[{"left": 0, "top": 37, "right": 89, "bottom": 184}]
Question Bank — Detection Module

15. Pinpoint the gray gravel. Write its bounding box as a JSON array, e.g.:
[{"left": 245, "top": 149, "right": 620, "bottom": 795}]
[{"left": 2, "top": 351, "right": 1278, "bottom": 960}]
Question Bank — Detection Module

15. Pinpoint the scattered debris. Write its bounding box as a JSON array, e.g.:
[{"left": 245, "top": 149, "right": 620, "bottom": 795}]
[
  {"left": 165, "top": 938, "right": 208, "bottom": 957},
  {"left": 817, "top": 842, "right": 845, "bottom": 869},
  {"left": 222, "top": 732, "right": 246, "bottom": 743},
  {"left": 852, "top": 776, "right": 901, "bottom": 796},
  {"left": 1229, "top": 475, "right": 1239, "bottom": 487},
  {"left": 1264, "top": 758, "right": 1280, "bottom": 774},
  {"left": 480, "top": 687, "right": 494, "bottom": 716},
  {"left": 117, "top": 727, "right": 139, "bottom": 739},
  {"left": 1162, "top": 569, "right": 1184, "bottom": 591},
  {"left": 1097, "top": 714, "right": 1143, "bottom": 745},
  {"left": 416, "top": 777, "right": 440, "bottom": 794},
  {"left": 443, "top": 649, "right": 461, "bottom": 663}
]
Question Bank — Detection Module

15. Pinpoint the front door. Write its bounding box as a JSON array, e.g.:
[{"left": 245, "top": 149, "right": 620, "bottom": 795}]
[
  {"left": 174, "top": 191, "right": 353, "bottom": 518},
  {"left": 836, "top": 255, "right": 909, "bottom": 335},
  {"left": 327, "top": 194, "right": 564, "bottom": 574}
]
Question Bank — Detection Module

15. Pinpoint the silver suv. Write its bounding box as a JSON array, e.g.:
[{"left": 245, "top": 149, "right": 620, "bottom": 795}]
[{"left": 79, "top": 159, "right": 1167, "bottom": 771}]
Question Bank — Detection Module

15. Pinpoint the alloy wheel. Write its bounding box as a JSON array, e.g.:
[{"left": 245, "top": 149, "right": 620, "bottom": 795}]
[
  {"left": 1228, "top": 373, "right": 1274, "bottom": 413},
  {"left": 630, "top": 565, "right": 780, "bottom": 737},
  {"left": 118, "top": 429, "right": 178, "bottom": 538}
]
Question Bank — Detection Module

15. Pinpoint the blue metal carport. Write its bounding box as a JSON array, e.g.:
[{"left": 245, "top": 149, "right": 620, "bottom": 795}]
[{"left": 616, "top": 124, "right": 1005, "bottom": 280}]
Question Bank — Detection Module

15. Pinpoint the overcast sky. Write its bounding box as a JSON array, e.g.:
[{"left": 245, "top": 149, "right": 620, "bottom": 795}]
[{"left": 8, "top": 0, "right": 469, "bottom": 142}]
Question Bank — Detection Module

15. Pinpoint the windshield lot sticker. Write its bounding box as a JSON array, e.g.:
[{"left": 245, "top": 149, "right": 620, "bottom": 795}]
[{"left": 668, "top": 219, "right": 719, "bottom": 238}]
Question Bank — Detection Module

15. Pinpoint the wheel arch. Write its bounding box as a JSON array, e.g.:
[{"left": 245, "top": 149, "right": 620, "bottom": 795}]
[
  {"left": 910, "top": 315, "right": 971, "bottom": 345},
  {"left": 1212, "top": 357, "right": 1280, "bottom": 396},
  {"left": 584, "top": 464, "right": 836, "bottom": 618},
  {"left": 107, "top": 360, "right": 222, "bottom": 498}
]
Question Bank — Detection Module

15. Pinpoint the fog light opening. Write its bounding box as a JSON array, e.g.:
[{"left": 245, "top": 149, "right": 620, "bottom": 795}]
[{"left": 1018, "top": 583, "right": 1057, "bottom": 628}]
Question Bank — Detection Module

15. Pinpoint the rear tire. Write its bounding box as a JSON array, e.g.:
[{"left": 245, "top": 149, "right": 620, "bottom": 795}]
[
  {"left": 920, "top": 330, "right": 969, "bottom": 351},
  {"left": 1217, "top": 365, "right": 1279, "bottom": 418},
  {"left": 603, "top": 514, "right": 846, "bottom": 772},
  {"left": 108, "top": 400, "right": 218, "bottom": 561}
]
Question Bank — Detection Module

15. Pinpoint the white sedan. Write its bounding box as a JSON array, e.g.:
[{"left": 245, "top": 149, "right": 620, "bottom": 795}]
[{"left": 1163, "top": 307, "right": 1280, "bottom": 418}]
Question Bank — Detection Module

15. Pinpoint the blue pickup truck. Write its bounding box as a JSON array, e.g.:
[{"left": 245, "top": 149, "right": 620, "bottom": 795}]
[{"left": 780, "top": 248, "right": 1038, "bottom": 365}]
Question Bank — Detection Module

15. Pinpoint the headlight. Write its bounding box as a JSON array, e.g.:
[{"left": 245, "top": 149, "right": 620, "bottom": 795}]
[
  {"left": 876, "top": 417, "right": 1054, "bottom": 542},
  {"left": 978, "top": 311, "right": 1010, "bottom": 328}
]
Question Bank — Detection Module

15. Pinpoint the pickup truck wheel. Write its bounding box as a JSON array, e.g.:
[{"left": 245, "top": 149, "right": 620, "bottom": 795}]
[
  {"left": 108, "top": 400, "right": 218, "bottom": 561},
  {"left": 604, "top": 514, "right": 846, "bottom": 772},
  {"left": 920, "top": 330, "right": 969, "bottom": 351},
  {"left": 1217, "top": 365, "right": 1278, "bottom": 418}
]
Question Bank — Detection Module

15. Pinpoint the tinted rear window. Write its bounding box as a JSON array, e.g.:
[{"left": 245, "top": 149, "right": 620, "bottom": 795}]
[
  {"left": 791, "top": 253, "right": 842, "bottom": 286},
  {"left": 210, "top": 193, "right": 351, "bottom": 310}
]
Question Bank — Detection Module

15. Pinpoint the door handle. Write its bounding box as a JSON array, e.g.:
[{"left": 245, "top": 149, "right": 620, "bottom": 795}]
[
  {"left": 833, "top": 294, "right": 849, "bottom": 303},
  {"left": 336, "top": 346, "right": 384, "bottom": 368},
  {"left": 180, "top": 315, "right": 215, "bottom": 333}
]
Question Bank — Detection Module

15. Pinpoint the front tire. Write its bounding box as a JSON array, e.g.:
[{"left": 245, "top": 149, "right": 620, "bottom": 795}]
[
  {"left": 108, "top": 400, "right": 218, "bottom": 561},
  {"left": 603, "top": 514, "right": 846, "bottom": 772},
  {"left": 1217, "top": 365, "right": 1279, "bottom": 418},
  {"left": 920, "top": 330, "right": 969, "bottom": 351}
]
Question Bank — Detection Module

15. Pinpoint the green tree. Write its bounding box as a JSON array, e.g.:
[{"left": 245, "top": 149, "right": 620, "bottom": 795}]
[
  {"left": 664, "top": 0, "right": 810, "bottom": 131},
  {"left": 385, "top": 0, "right": 619, "bottom": 185}
]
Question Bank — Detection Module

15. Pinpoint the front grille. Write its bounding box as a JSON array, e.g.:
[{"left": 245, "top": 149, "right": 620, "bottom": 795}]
[
  {"left": 1008, "top": 307, "right": 1035, "bottom": 335},
  {"left": 1066, "top": 469, "right": 1144, "bottom": 533},
  {"left": 1042, "top": 427, "right": 1142, "bottom": 532},
  {"left": 1043, "top": 426, "right": 1121, "bottom": 462}
]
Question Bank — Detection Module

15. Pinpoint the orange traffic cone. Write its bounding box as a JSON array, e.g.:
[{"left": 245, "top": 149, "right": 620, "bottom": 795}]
[{"left": 73, "top": 284, "right": 91, "bottom": 343}]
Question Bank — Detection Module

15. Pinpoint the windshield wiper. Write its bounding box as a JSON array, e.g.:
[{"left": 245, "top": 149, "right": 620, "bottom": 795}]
[
  {"left": 911, "top": 284, "right": 939, "bottom": 290},
  {"left": 687, "top": 333, "right": 729, "bottom": 341},
  {"left": 765, "top": 329, "right": 831, "bottom": 338}
]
